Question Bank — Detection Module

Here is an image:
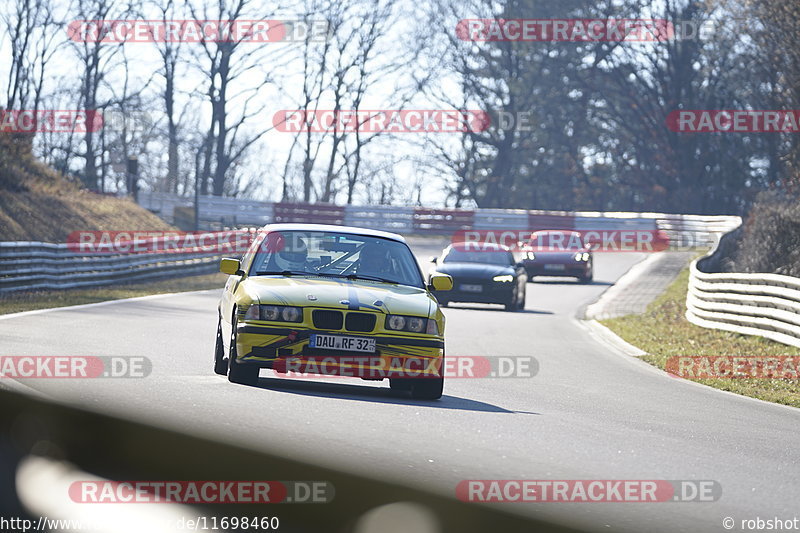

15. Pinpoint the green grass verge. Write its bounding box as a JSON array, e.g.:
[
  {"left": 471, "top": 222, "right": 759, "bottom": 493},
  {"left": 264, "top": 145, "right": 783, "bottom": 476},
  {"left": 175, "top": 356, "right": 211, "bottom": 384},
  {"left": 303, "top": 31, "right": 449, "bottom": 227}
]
[
  {"left": 601, "top": 267, "right": 800, "bottom": 408},
  {"left": 0, "top": 272, "right": 228, "bottom": 315}
]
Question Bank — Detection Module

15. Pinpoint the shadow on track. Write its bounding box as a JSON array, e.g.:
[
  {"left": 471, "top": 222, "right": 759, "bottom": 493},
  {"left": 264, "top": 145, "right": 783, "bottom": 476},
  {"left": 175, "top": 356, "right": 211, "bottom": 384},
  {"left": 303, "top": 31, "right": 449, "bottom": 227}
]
[{"left": 246, "top": 376, "right": 539, "bottom": 414}]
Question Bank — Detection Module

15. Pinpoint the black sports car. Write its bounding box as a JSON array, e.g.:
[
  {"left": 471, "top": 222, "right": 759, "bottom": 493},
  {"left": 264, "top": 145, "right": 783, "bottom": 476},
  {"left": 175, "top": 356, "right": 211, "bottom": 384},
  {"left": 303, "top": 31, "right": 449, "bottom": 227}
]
[{"left": 429, "top": 244, "right": 527, "bottom": 311}]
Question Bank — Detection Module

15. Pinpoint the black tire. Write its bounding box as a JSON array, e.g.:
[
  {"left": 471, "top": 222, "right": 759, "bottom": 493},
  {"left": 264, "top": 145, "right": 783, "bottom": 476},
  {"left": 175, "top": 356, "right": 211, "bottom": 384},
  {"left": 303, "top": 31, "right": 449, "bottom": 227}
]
[
  {"left": 438, "top": 299, "right": 449, "bottom": 307},
  {"left": 213, "top": 317, "right": 228, "bottom": 375},
  {"left": 504, "top": 286, "right": 518, "bottom": 312},
  {"left": 227, "top": 315, "right": 259, "bottom": 386},
  {"left": 517, "top": 287, "right": 526, "bottom": 309},
  {"left": 389, "top": 378, "right": 413, "bottom": 392},
  {"left": 578, "top": 270, "right": 593, "bottom": 284},
  {"left": 410, "top": 377, "right": 443, "bottom": 400}
]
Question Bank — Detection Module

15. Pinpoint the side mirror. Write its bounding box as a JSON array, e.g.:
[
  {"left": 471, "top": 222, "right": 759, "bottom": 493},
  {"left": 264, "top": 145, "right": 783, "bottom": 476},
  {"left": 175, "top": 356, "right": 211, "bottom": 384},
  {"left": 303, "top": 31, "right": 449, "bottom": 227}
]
[
  {"left": 429, "top": 256, "right": 438, "bottom": 264},
  {"left": 428, "top": 273, "right": 453, "bottom": 292},
  {"left": 220, "top": 257, "right": 243, "bottom": 276}
]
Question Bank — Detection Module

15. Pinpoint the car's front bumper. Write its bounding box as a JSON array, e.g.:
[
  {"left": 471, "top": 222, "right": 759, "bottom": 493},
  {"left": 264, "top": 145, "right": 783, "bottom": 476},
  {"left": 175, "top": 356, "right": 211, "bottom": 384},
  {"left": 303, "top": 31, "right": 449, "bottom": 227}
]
[
  {"left": 444, "top": 280, "right": 516, "bottom": 304},
  {"left": 523, "top": 260, "right": 590, "bottom": 277},
  {"left": 234, "top": 324, "right": 444, "bottom": 378}
]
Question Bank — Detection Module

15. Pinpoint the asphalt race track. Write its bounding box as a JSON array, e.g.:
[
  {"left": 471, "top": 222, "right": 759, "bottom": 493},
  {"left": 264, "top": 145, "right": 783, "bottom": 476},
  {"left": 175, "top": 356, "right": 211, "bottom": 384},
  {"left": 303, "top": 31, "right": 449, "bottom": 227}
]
[{"left": 2, "top": 240, "right": 799, "bottom": 533}]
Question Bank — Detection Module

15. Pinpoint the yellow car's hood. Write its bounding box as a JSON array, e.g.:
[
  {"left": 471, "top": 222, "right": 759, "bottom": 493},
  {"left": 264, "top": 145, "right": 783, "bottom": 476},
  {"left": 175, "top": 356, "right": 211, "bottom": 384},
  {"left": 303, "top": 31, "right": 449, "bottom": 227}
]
[{"left": 240, "top": 276, "right": 434, "bottom": 317}]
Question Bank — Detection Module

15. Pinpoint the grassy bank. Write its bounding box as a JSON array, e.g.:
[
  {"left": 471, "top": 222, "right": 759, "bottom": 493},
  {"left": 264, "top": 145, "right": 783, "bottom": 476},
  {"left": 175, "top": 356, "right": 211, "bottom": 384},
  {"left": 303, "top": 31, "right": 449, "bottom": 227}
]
[
  {"left": 0, "top": 133, "right": 174, "bottom": 242},
  {"left": 601, "top": 268, "right": 800, "bottom": 408}
]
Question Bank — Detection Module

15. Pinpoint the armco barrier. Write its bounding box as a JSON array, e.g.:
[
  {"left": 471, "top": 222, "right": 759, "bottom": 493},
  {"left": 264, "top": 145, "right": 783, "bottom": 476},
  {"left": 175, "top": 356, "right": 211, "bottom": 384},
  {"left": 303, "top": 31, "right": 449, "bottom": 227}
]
[
  {"left": 137, "top": 191, "right": 190, "bottom": 222},
  {"left": 413, "top": 207, "right": 475, "bottom": 233},
  {"left": 0, "top": 195, "right": 741, "bottom": 293},
  {"left": 0, "top": 233, "right": 239, "bottom": 292},
  {"left": 137, "top": 193, "right": 741, "bottom": 243},
  {"left": 686, "top": 224, "right": 800, "bottom": 348},
  {"left": 199, "top": 196, "right": 273, "bottom": 226},
  {"left": 472, "top": 208, "right": 529, "bottom": 230},
  {"left": 273, "top": 202, "right": 346, "bottom": 225},
  {"left": 344, "top": 204, "right": 414, "bottom": 232}
]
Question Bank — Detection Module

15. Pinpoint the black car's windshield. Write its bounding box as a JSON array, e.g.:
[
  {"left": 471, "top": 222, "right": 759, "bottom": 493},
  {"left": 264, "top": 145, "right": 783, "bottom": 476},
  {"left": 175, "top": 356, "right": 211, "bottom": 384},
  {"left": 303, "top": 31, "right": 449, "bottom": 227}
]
[
  {"left": 528, "top": 232, "right": 585, "bottom": 250},
  {"left": 443, "top": 248, "right": 512, "bottom": 266},
  {"left": 249, "top": 230, "right": 424, "bottom": 288}
]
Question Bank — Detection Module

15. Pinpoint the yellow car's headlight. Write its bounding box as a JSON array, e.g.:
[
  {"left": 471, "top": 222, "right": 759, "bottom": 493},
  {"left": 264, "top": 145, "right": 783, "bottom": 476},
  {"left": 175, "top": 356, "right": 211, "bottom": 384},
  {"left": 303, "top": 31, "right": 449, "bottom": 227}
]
[
  {"left": 493, "top": 275, "right": 514, "bottom": 282},
  {"left": 386, "top": 314, "right": 437, "bottom": 335},
  {"left": 245, "top": 304, "right": 303, "bottom": 322}
]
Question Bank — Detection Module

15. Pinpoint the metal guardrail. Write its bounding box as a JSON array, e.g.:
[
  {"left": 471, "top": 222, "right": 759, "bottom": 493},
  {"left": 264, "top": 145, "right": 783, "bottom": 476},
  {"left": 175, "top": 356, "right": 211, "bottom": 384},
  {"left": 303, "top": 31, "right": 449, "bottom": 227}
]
[
  {"left": 1, "top": 197, "right": 741, "bottom": 294},
  {"left": 138, "top": 192, "right": 741, "bottom": 237},
  {"left": 686, "top": 225, "right": 800, "bottom": 349},
  {"left": 0, "top": 239, "right": 225, "bottom": 293}
]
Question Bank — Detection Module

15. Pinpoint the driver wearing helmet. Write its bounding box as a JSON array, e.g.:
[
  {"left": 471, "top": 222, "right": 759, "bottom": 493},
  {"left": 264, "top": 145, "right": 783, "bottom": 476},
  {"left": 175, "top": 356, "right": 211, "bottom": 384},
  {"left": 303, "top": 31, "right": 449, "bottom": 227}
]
[
  {"left": 358, "top": 242, "right": 392, "bottom": 278},
  {"left": 273, "top": 235, "right": 309, "bottom": 272}
]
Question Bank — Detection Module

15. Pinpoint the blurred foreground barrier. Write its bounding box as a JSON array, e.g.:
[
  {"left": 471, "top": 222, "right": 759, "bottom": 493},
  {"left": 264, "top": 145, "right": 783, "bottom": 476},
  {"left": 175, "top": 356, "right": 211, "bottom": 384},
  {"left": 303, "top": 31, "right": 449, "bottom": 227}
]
[
  {"left": 0, "top": 388, "right": 577, "bottom": 533},
  {"left": 686, "top": 227, "right": 800, "bottom": 348}
]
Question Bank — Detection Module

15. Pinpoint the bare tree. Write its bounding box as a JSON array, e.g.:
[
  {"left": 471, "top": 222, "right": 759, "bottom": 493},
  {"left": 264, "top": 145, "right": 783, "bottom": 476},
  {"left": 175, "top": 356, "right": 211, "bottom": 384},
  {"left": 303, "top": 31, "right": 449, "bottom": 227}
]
[
  {"left": 67, "top": 0, "right": 134, "bottom": 190},
  {"left": 187, "top": 0, "right": 292, "bottom": 197},
  {"left": 2, "top": 0, "right": 63, "bottom": 115},
  {"left": 282, "top": 0, "right": 425, "bottom": 204}
]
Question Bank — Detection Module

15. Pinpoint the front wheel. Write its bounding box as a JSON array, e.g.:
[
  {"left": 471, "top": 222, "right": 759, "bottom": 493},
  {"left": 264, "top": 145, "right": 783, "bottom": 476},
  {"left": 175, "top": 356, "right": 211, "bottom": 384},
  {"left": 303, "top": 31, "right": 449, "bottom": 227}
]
[
  {"left": 504, "top": 287, "right": 519, "bottom": 312},
  {"left": 227, "top": 317, "right": 259, "bottom": 386},
  {"left": 389, "top": 378, "right": 413, "bottom": 392},
  {"left": 410, "top": 377, "right": 443, "bottom": 400},
  {"left": 578, "top": 269, "right": 593, "bottom": 284},
  {"left": 213, "top": 317, "right": 228, "bottom": 375}
]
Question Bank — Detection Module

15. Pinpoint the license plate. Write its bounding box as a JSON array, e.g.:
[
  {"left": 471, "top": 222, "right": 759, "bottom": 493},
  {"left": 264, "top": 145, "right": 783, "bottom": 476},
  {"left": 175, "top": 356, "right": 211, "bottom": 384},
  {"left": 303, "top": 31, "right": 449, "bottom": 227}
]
[
  {"left": 460, "top": 284, "right": 483, "bottom": 293},
  {"left": 309, "top": 334, "right": 376, "bottom": 353},
  {"left": 544, "top": 264, "right": 566, "bottom": 271}
]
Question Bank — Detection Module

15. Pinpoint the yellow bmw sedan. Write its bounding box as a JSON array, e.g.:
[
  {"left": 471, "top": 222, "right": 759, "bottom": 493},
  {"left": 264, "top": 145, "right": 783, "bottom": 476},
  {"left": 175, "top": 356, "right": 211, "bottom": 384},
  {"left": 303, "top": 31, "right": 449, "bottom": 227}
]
[{"left": 214, "top": 224, "right": 453, "bottom": 400}]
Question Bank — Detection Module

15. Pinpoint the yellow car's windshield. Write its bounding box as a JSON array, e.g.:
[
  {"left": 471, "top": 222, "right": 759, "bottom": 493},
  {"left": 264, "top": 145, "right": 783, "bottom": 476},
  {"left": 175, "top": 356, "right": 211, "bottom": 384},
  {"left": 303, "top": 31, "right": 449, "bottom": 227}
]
[{"left": 249, "top": 230, "right": 425, "bottom": 288}]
